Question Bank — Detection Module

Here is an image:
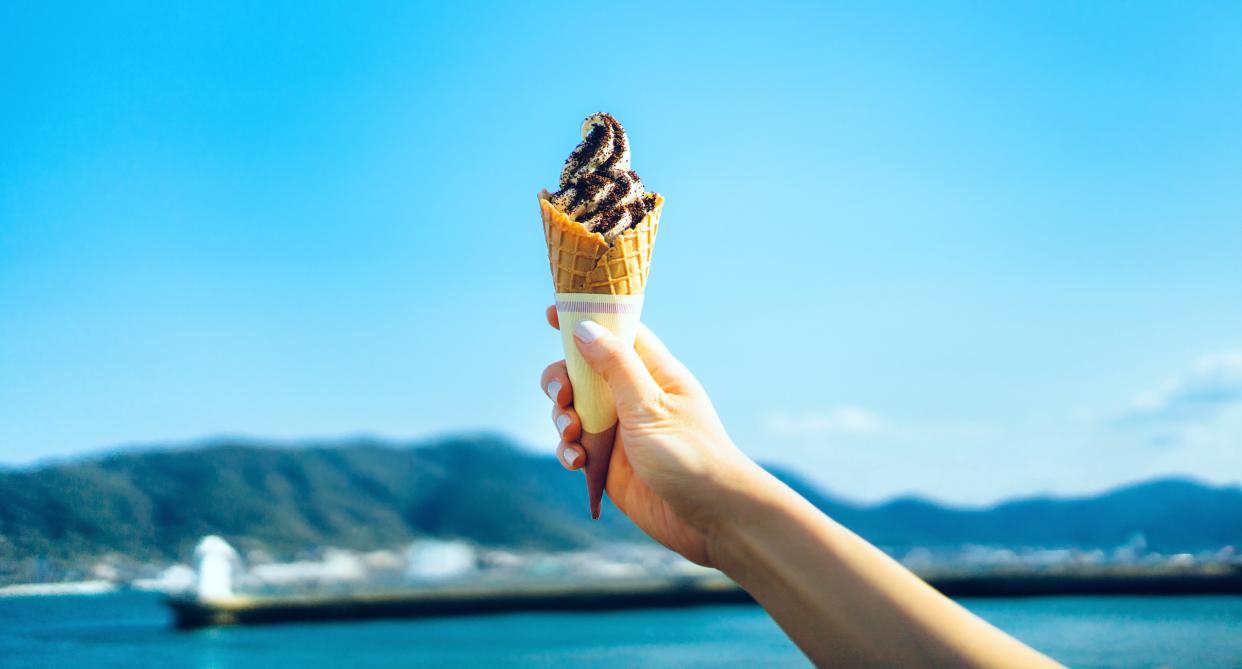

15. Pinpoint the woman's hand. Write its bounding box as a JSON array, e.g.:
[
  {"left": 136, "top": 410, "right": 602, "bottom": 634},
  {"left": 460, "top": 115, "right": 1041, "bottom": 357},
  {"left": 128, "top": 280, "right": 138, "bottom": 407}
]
[{"left": 539, "top": 306, "right": 762, "bottom": 567}]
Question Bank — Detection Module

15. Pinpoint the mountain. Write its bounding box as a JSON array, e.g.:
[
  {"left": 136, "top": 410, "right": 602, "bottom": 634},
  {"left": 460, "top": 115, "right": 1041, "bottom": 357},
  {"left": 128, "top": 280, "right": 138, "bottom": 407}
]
[
  {"left": 0, "top": 435, "right": 640, "bottom": 563},
  {"left": 771, "top": 467, "right": 1242, "bottom": 553},
  {"left": 1, "top": 436, "right": 1239, "bottom": 567}
]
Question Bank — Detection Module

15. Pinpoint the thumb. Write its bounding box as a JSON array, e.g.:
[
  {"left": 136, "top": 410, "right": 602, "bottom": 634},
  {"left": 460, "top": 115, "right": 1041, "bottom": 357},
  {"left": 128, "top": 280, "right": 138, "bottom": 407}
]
[{"left": 573, "top": 320, "right": 664, "bottom": 410}]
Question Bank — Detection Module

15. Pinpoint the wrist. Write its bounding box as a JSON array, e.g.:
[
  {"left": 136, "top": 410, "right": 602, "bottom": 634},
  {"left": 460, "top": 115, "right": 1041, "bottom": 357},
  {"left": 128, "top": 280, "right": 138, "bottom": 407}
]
[{"left": 701, "top": 460, "right": 793, "bottom": 575}]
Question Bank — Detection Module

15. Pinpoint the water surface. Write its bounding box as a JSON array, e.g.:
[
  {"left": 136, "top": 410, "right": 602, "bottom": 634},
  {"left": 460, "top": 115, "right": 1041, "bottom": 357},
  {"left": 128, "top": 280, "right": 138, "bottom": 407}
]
[{"left": 1, "top": 593, "right": 1239, "bottom": 668}]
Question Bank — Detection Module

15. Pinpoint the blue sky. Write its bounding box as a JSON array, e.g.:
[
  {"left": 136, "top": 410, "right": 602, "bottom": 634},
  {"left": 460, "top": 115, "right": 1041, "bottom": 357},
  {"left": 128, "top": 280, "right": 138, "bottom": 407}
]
[{"left": 2, "top": 2, "right": 1240, "bottom": 504}]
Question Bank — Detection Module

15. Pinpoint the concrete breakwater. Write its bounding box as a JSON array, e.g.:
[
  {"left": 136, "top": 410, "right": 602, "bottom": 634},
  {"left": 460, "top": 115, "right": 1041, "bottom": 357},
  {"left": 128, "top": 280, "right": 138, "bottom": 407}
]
[{"left": 168, "top": 566, "right": 1242, "bottom": 629}]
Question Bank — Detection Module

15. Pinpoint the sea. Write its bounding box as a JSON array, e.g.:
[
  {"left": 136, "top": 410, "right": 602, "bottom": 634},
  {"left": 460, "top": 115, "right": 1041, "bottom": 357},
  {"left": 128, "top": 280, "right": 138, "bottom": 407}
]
[{"left": 1, "top": 592, "right": 1240, "bottom": 668}]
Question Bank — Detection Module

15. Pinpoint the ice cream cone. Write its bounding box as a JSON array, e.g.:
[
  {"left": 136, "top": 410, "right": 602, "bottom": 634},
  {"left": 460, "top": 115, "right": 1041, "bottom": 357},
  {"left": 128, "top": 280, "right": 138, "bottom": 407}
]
[
  {"left": 540, "top": 193, "right": 662, "bottom": 518},
  {"left": 540, "top": 193, "right": 661, "bottom": 295}
]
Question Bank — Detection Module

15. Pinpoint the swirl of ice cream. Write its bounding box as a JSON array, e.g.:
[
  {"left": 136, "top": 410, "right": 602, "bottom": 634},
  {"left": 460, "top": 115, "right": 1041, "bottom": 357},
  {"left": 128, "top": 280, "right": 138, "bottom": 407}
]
[{"left": 549, "top": 113, "right": 657, "bottom": 242}]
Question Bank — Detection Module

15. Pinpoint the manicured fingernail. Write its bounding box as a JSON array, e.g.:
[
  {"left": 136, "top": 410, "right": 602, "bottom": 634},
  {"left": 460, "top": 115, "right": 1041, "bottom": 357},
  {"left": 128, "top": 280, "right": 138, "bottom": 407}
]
[
  {"left": 555, "top": 413, "right": 571, "bottom": 436},
  {"left": 546, "top": 380, "right": 561, "bottom": 402},
  {"left": 564, "top": 449, "right": 579, "bottom": 466},
  {"left": 573, "top": 320, "right": 607, "bottom": 344}
]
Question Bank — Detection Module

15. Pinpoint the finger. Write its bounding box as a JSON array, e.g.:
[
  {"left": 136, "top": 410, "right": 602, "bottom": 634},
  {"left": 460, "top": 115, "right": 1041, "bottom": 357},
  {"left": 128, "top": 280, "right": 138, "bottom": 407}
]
[
  {"left": 571, "top": 320, "right": 664, "bottom": 409},
  {"left": 634, "top": 323, "right": 696, "bottom": 392},
  {"left": 546, "top": 305, "right": 560, "bottom": 330},
  {"left": 556, "top": 441, "right": 585, "bottom": 471},
  {"left": 539, "top": 361, "right": 572, "bottom": 406},
  {"left": 551, "top": 404, "right": 582, "bottom": 442}
]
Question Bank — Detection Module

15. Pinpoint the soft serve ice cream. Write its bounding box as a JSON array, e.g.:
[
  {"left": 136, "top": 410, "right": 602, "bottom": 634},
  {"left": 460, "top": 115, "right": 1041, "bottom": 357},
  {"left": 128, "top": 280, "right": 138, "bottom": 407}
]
[{"left": 547, "top": 113, "right": 659, "bottom": 242}]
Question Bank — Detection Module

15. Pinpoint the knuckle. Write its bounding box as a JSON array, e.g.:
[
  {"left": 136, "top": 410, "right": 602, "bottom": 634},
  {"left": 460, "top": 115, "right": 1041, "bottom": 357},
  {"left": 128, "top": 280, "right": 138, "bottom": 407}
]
[
  {"left": 650, "top": 391, "right": 676, "bottom": 417},
  {"left": 617, "top": 388, "right": 672, "bottom": 421}
]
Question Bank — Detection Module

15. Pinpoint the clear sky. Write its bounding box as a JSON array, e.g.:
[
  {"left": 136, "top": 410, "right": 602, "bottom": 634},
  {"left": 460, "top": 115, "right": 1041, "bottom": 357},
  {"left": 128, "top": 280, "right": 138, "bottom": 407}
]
[{"left": 2, "top": 1, "right": 1240, "bottom": 504}]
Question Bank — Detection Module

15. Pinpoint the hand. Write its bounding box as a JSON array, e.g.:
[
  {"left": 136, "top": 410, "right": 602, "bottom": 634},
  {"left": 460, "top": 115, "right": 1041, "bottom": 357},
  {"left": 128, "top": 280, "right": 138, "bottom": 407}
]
[
  {"left": 540, "top": 311, "right": 1059, "bottom": 668},
  {"left": 540, "top": 306, "right": 762, "bottom": 566},
  {"left": 539, "top": 313, "right": 1058, "bottom": 667}
]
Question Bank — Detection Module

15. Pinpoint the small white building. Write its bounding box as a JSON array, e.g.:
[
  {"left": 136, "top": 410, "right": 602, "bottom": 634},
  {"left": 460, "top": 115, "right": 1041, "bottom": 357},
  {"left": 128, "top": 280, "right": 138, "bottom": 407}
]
[
  {"left": 406, "top": 540, "right": 477, "bottom": 582},
  {"left": 193, "top": 535, "right": 240, "bottom": 601}
]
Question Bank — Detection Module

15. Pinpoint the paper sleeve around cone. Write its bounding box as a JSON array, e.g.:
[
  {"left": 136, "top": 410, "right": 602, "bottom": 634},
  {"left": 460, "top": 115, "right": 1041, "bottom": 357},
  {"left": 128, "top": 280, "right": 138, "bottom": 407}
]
[
  {"left": 555, "top": 293, "right": 644, "bottom": 432},
  {"left": 555, "top": 292, "right": 644, "bottom": 518}
]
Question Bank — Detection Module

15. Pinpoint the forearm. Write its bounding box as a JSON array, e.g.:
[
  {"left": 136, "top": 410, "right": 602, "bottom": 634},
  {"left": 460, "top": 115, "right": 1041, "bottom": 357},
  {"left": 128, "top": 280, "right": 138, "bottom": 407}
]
[{"left": 707, "top": 466, "right": 1060, "bottom": 668}]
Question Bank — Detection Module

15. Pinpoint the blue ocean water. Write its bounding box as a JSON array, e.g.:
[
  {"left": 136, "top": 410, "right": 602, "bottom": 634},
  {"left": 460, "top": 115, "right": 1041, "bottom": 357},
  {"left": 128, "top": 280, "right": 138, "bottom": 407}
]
[{"left": 1, "top": 592, "right": 1240, "bottom": 668}]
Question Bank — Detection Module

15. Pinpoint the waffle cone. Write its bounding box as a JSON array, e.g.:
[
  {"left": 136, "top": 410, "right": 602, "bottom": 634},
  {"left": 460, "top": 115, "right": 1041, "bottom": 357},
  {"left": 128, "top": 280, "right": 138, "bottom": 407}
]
[{"left": 540, "top": 193, "right": 662, "bottom": 295}]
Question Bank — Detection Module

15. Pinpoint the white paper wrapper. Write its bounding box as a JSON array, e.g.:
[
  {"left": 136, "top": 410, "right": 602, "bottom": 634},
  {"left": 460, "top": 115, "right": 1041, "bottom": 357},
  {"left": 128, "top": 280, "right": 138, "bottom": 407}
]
[{"left": 555, "top": 292, "right": 644, "bottom": 518}]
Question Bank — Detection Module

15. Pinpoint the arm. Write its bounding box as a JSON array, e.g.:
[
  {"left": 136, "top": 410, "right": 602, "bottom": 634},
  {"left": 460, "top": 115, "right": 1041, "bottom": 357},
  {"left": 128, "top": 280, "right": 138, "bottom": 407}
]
[
  {"left": 540, "top": 307, "right": 1060, "bottom": 667},
  {"left": 708, "top": 466, "right": 1059, "bottom": 667}
]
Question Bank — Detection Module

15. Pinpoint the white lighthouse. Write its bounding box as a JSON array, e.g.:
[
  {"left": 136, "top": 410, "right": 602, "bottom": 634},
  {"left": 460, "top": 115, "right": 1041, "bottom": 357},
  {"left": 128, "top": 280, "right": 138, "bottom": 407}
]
[{"left": 193, "top": 535, "right": 240, "bottom": 601}]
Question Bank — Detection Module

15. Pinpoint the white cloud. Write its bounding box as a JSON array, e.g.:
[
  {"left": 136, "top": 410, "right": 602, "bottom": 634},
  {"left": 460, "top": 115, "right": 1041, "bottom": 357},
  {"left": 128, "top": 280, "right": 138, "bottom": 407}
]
[
  {"left": 765, "top": 405, "right": 886, "bottom": 437},
  {"left": 1124, "top": 350, "right": 1242, "bottom": 424},
  {"left": 752, "top": 405, "right": 1069, "bottom": 505},
  {"left": 745, "top": 351, "right": 1242, "bottom": 504}
]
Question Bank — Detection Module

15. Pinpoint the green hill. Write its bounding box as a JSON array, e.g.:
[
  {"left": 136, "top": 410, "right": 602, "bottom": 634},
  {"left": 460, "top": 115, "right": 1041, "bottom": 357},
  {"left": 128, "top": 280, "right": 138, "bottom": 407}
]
[{"left": 0, "top": 435, "right": 639, "bottom": 563}]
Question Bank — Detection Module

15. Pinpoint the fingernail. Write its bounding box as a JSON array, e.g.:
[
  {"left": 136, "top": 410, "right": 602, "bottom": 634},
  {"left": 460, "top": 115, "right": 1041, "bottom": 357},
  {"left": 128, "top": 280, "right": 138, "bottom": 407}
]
[
  {"left": 546, "top": 380, "right": 561, "bottom": 402},
  {"left": 564, "top": 449, "right": 579, "bottom": 466},
  {"left": 555, "top": 413, "right": 571, "bottom": 436},
  {"left": 573, "top": 320, "right": 607, "bottom": 344}
]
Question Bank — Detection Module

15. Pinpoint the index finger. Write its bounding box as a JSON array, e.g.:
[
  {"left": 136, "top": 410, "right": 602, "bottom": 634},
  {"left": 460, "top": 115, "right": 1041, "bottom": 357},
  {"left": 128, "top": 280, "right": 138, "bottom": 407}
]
[{"left": 634, "top": 323, "right": 696, "bottom": 393}]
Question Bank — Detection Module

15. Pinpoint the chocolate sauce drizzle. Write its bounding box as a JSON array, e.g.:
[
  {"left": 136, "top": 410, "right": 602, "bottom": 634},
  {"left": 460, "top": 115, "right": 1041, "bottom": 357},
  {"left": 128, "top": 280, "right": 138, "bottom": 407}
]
[{"left": 550, "top": 113, "right": 657, "bottom": 242}]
